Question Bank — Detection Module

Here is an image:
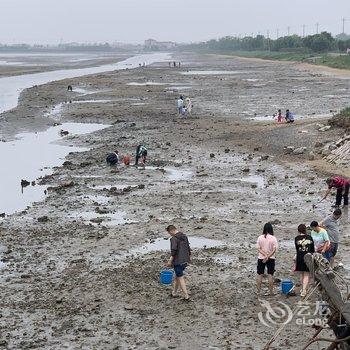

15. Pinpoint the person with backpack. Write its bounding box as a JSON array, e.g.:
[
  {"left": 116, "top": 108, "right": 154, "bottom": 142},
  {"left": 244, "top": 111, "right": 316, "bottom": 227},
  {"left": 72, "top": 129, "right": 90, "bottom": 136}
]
[
  {"left": 135, "top": 145, "right": 147, "bottom": 166},
  {"left": 256, "top": 223, "right": 278, "bottom": 296},
  {"left": 165, "top": 225, "right": 191, "bottom": 301},
  {"left": 106, "top": 150, "right": 119, "bottom": 166}
]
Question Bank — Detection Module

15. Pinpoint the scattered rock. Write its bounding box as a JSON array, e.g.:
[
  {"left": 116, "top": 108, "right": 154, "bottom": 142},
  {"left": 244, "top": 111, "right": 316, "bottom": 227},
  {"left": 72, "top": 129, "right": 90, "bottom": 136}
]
[
  {"left": 284, "top": 146, "right": 295, "bottom": 154},
  {"left": 293, "top": 147, "right": 306, "bottom": 155},
  {"left": 95, "top": 207, "right": 109, "bottom": 214},
  {"left": 308, "top": 151, "right": 315, "bottom": 161},
  {"left": 319, "top": 125, "right": 331, "bottom": 132},
  {"left": 38, "top": 216, "right": 49, "bottom": 223},
  {"left": 210, "top": 153, "right": 215, "bottom": 158},
  {"left": 21, "top": 179, "right": 30, "bottom": 187}
]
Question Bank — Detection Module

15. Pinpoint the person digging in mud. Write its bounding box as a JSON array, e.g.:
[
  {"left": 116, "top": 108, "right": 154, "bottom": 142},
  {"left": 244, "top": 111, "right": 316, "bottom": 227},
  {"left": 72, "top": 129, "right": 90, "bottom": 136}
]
[
  {"left": 165, "top": 225, "right": 191, "bottom": 301},
  {"left": 256, "top": 223, "right": 278, "bottom": 296},
  {"left": 324, "top": 176, "right": 350, "bottom": 208},
  {"left": 106, "top": 150, "right": 119, "bottom": 166},
  {"left": 294, "top": 224, "right": 315, "bottom": 297},
  {"left": 310, "top": 221, "right": 330, "bottom": 260},
  {"left": 135, "top": 145, "right": 147, "bottom": 166},
  {"left": 67, "top": 85, "right": 73, "bottom": 92},
  {"left": 277, "top": 109, "right": 283, "bottom": 123},
  {"left": 285, "top": 109, "right": 294, "bottom": 123},
  {"left": 320, "top": 208, "right": 342, "bottom": 268}
]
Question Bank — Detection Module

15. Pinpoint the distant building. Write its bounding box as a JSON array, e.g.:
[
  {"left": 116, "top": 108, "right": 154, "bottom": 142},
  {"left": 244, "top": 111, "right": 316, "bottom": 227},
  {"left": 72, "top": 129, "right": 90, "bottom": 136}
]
[{"left": 144, "top": 39, "right": 176, "bottom": 50}]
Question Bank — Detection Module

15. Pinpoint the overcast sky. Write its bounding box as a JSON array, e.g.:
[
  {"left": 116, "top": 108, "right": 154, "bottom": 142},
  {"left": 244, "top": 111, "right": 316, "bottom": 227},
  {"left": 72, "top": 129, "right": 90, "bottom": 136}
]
[{"left": 1, "top": 0, "right": 349, "bottom": 44}]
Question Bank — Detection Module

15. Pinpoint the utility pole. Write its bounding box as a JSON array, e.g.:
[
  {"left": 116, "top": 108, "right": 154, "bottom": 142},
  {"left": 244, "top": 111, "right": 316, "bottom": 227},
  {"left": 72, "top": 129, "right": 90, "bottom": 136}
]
[
  {"left": 316, "top": 23, "right": 319, "bottom": 34},
  {"left": 287, "top": 26, "right": 290, "bottom": 36},
  {"left": 302, "top": 24, "right": 306, "bottom": 37},
  {"left": 342, "top": 17, "right": 346, "bottom": 34}
]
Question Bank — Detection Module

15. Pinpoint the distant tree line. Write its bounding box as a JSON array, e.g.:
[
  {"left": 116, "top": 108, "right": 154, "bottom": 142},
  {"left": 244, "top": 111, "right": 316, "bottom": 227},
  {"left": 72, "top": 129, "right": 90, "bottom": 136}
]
[{"left": 181, "top": 32, "right": 350, "bottom": 53}]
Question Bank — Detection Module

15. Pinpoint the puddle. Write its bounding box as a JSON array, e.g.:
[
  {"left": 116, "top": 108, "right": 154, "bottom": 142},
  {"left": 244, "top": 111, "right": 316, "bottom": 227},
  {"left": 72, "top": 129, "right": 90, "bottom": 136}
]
[
  {"left": 251, "top": 113, "right": 333, "bottom": 122},
  {"left": 167, "top": 86, "right": 192, "bottom": 90},
  {"left": 0, "top": 122, "right": 109, "bottom": 215},
  {"left": 73, "top": 99, "right": 114, "bottom": 104},
  {"left": 0, "top": 60, "right": 28, "bottom": 66},
  {"left": 144, "top": 166, "right": 193, "bottom": 181},
  {"left": 127, "top": 82, "right": 165, "bottom": 86},
  {"left": 70, "top": 210, "right": 135, "bottom": 227},
  {"left": 127, "top": 236, "right": 226, "bottom": 256},
  {"left": 0, "top": 52, "right": 170, "bottom": 114},
  {"left": 241, "top": 175, "right": 265, "bottom": 188},
  {"left": 182, "top": 70, "right": 252, "bottom": 75}
]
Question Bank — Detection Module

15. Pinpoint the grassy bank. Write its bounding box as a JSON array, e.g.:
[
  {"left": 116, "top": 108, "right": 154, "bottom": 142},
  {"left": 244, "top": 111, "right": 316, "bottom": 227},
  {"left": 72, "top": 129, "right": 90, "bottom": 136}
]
[{"left": 215, "top": 50, "right": 350, "bottom": 70}]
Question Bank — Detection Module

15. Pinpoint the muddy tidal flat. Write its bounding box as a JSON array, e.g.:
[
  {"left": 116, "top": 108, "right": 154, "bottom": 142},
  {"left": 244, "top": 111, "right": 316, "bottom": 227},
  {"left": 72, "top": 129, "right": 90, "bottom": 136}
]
[{"left": 0, "top": 52, "right": 349, "bottom": 349}]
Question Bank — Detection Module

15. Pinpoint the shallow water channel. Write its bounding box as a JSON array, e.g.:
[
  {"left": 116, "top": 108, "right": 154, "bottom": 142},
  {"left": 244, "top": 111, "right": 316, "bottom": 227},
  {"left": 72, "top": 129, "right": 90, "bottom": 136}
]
[{"left": 0, "top": 123, "right": 109, "bottom": 215}]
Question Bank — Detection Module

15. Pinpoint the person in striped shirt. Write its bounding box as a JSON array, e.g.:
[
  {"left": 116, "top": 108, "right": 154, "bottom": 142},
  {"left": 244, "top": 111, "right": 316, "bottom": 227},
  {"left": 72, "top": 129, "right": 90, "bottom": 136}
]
[{"left": 323, "top": 176, "right": 350, "bottom": 207}]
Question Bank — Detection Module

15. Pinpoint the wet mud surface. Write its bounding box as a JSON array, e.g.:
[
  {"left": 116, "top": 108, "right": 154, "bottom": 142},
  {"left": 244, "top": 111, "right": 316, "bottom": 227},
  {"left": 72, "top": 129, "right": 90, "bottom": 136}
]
[{"left": 0, "top": 52, "right": 350, "bottom": 349}]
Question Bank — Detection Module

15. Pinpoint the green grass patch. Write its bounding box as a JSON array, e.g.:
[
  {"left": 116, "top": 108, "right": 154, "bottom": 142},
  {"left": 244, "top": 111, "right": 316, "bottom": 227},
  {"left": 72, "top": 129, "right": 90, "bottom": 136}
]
[
  {"left": 213, "top": 50, "right": 350, "bottom": 70},
  {"left": 314, "top": 54, "right": 350, "bottom": 69}
]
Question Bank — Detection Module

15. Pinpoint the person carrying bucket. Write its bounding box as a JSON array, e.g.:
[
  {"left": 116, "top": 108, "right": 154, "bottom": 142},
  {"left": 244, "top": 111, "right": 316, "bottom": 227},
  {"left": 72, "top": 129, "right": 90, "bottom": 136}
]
[
  {"left": 294, "top": 224, "right": 315, "bottom": 297},
  {"left": 165, "top": 225, "right": 191, "bottom": 301},
  {"left": 256, "top": 223, "right": 278, "bottom": 296}
]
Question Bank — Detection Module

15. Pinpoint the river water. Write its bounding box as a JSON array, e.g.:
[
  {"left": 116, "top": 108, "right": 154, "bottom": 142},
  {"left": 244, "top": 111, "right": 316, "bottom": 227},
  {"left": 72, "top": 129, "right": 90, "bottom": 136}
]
[
  {"left": 0, "top": 52, "right": 170, "bottom": 114},
  {"left": 0, "top": 52, "right": 170, "bottom": 215}
]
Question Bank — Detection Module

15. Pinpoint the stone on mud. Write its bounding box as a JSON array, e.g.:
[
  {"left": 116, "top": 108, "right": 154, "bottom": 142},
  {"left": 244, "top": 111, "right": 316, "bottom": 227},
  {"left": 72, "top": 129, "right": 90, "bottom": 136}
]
[{"left": 293, "top": 147, "right": 306, "bottom": 155}]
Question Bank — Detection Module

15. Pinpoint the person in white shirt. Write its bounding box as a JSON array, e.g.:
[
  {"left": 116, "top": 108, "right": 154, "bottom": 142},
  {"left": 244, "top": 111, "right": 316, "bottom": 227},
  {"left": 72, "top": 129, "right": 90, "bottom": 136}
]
[{"left": 177, "top": 96, "right": 184, "bottom": 115}]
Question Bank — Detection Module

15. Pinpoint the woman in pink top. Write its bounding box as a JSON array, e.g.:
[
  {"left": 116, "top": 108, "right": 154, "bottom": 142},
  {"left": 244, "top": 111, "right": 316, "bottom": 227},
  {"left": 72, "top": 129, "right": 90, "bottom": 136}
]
[{"left": 256, "top": 223, "right": 278, "bottom": 296}]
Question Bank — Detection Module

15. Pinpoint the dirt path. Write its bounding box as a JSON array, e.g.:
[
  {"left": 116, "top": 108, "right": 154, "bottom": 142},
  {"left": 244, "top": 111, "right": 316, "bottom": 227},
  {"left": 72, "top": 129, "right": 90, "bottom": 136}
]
[{"left": 0, "top": 52, "right": 349, "bottom": 349}]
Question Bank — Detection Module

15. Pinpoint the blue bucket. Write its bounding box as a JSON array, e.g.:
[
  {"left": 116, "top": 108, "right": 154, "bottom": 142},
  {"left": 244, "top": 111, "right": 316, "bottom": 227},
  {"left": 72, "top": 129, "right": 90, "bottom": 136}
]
[
  {"left": 281, "top": 279, "right": 294, "bottom": 295},
  {"left": 160, "top": 269, "right": 174, "bottom": 285}
]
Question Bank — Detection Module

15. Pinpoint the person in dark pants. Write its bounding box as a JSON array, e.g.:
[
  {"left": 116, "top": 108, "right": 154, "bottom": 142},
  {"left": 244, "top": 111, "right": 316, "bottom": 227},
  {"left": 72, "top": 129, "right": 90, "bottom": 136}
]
[
  {"left": 135, "top": 145, "right": 147, "bottom": 166},
  {"left": 256, "top": 223, "right": 278, "bottom": 296},
  {"left": 294, "top": 224, "right": 315, "bottom": 297},
  {"left": 324, "top": 176, "right": 350, "bottom": 207},
  {"left": 165, "top": 225, "right": 191, "bottom": 301},
  {"left": 106, "top": 150, "right": 119, "bottom": 166},
  {"left": 320, "top": 209, "right": 342, "bottom": 268}
]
